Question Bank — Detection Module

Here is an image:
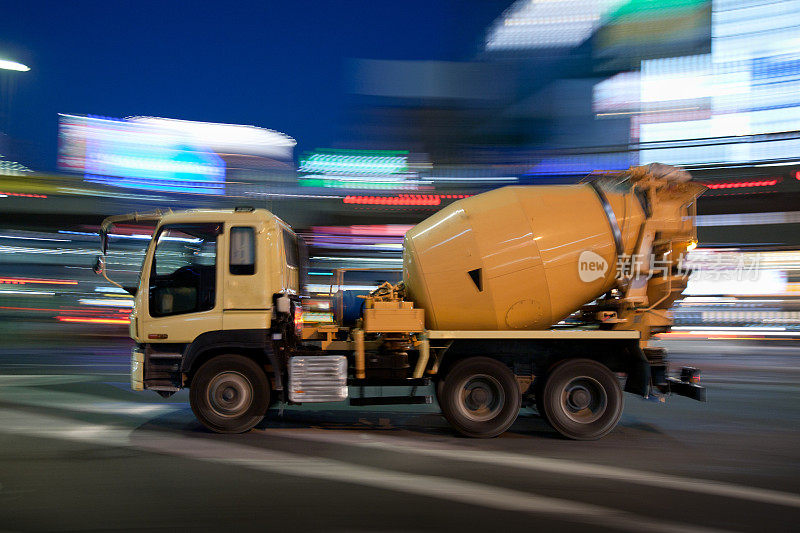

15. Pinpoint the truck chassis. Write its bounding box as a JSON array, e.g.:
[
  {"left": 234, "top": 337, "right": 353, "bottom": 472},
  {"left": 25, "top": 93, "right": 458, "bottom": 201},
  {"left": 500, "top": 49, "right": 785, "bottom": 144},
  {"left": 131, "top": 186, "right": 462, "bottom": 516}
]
[{"left": 133, "top": 325, "right": 704, "bottom": 439}]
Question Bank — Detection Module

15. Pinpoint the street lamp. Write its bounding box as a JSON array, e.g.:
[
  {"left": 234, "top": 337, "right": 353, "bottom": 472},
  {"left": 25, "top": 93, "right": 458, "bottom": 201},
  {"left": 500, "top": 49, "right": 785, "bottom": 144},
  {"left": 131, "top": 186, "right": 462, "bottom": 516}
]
[
  {"left": 0, "top": 57, "right": 30, "bottom": 153},
  {"left": 0, "top": 59, "right": 30, "bottom": 72}
]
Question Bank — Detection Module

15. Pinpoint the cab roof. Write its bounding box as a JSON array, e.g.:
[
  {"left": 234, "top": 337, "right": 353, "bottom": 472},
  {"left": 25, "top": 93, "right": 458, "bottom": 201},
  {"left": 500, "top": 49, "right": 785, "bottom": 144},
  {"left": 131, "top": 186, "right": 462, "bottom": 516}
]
[{"left": 158, "top": 207, "right": 292, "bottom": 231}]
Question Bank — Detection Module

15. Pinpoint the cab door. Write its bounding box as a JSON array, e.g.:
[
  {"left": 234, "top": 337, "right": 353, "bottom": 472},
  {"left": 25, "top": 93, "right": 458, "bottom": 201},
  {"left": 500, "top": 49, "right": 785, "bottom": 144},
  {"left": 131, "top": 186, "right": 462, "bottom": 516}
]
[
  {"left": 140, "top": 222, "right": 224, "bottom": 343},
  {"left": 222, "top": 222, "right": 273, "bottom": 331}
]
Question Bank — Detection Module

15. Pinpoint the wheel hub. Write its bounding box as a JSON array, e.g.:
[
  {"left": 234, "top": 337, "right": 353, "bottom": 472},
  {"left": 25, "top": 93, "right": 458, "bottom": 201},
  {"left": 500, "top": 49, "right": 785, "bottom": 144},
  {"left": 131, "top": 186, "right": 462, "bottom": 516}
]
[
  {"left": 567, "top": 386, "right": 591, "bottom": 410},
  {"left": 457, "top": 374, "right": 506, "bottom": 422},
  {"left": 469, "top": 387, "right": 489, "bottom": 405},
  {"left": 560, "top": 376, "right": 607, "bottom": 424},
  {"left": 207, "top": 371, "right": 253, "bottom": 418}
]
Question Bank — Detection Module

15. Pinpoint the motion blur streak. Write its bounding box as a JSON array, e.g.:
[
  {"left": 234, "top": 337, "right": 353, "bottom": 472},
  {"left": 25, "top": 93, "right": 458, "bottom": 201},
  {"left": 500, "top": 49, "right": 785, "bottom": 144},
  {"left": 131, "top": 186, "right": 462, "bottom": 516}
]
[
  {"left": 0, "top": 409, "right": 731, "bottom": 533},
  {"left": 0, "top": 191, "right": 46, "bottom": 198},
  {"left": 0, "top": 277, "right": 77, "bottom": 285},
  {"left": 269, "top": 430, "right": 800, "bottom": 509},
  {"left": 56, "top": 317, "right": 130, "bottom": 324},
  {"left": 342, "top": 194, "right": 471, "bottom": 205},
  {"left": 1, "top": 0, "right": 799, "bottom": 531},
  {"left": 704, "top": 179, "right": 779, "bottom": 189}
]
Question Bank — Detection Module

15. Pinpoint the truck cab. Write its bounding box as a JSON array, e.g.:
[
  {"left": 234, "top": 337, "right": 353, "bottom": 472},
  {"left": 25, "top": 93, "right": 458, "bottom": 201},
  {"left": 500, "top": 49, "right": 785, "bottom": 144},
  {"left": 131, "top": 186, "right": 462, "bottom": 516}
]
[
  {"left": 102, "top": 208, "right": 303, "bottom": 432},
  {"left": 129, "top": 208, "right": 302, "bottom": 347}
]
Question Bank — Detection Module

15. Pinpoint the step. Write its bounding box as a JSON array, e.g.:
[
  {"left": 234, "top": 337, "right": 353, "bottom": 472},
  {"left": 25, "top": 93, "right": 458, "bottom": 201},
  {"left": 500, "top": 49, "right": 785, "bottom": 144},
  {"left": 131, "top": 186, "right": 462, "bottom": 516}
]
[{"left": 349, "top": 395, "right": 432, "bottom": 406}]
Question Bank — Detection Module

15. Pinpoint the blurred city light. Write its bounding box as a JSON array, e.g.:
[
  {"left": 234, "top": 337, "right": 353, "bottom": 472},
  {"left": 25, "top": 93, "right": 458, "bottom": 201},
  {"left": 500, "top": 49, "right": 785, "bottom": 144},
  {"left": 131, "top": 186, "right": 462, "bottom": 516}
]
[
  {"left": 486, "top": 0, "right": 626, "bottom": 50},
  {"left": 342, "top": 194, "right": 470, "bottom": 206},
  {"left": 593, "top": 0, "right": 800, "bottom": 166},
  {"left": 703, "top": 179, "right": 779, "bottom": 189},
  {"left": 58, "top": 114, "right": 296, "bottom": 195},
  {"left": 299, "top": 149, "right": 431, "bottom": 190}
]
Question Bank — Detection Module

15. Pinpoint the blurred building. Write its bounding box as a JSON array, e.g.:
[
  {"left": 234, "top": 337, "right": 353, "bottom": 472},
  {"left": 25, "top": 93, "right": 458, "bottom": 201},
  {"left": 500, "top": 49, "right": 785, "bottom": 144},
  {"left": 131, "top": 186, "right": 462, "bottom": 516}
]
[
  {"left": 335, "top": 0, "right": 800, "bottom": 244},
  {"left": 594, "top": 0, "right": 800, "bottom": 166},
  {"left": 58, "top": 114, "right": 296, "bottom": 195},
  {"left": 341, "top": 1, "right": 714, "bottom": 174},
  {"left": 2, "top": 1, "right": 800, "bottom": 337},
  {"left": 0, "top": 154, "right": 32, "bottom": 176}
]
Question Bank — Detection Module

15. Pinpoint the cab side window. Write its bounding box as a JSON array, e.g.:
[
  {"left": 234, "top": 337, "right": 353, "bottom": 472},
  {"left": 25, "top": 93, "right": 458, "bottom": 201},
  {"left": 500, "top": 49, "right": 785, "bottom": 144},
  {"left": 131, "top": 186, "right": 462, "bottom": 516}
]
[
  {"left": 230, "top": 226, "right": 256, "bottom": 275},
  {"left": 282, "top": 228, "right": 299, "bottom": 268}
]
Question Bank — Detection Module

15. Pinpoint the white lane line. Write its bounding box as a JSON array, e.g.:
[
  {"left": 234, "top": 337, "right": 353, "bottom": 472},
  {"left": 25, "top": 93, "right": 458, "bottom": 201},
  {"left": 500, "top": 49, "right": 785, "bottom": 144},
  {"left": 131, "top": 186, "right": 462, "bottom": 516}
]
[
  {"left": 0, "top": 373, "right": 129, "bottom": 378},
  {"left": 2, "top": 378, "right": 795, "bottom": 511},
  {"left": 0, "top": 387, "right": 181, "bottom": 417},
  {"left": 0, "top": 364, "right": 126, "bottom": 367},
  {"left": 0, "top": 375, "right": 97, "bottom": 386},
  {"left": 267, "top": 429, "right": 800, "bottom": 510},
  {"left": 216, "top": 456, "right": 730, "bottom": 533},
  {"left": 0, "top": 408, "right": 730, "bottom": 533}
]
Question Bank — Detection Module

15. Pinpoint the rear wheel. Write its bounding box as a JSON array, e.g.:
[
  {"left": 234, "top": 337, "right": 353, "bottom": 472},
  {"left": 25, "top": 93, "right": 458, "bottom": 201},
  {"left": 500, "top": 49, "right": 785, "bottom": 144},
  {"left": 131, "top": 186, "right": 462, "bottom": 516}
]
[
  {"left": 439, "top": 357, "right": 521, "bottom": 438},
  {"left": 533, "top": 377, "right": 548, "bottom": 422},
  {"left": 541, "top": 359, "right": 622, "bottom": 440},
  {"left": 190, "top": 354, "right": 269, "bottom": 433}
]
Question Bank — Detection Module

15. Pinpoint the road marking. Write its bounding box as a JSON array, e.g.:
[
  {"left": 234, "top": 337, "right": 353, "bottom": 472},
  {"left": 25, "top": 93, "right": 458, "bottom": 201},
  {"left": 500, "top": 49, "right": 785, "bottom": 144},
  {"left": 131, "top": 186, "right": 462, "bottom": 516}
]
[
  {"left": 0, "top": 375, "right": 97, "bottom": 385},
  {"left": 1, "top": 377, "right": 797, "bottom": 511},
  {"left": 216, "top": 456, "right": 729, "bottom": 533},
  {"left": 0, "top": 386, "right": 181, "bottom": 417},
  {"left": 1, "top": 374, "right": 796, "bottom": 512},
  {"left": 268, "top": 429, "right": 800, "bottom": 509},
  {"left": 0, "top": 408, "right": 730, "bottom": 533},
  {"left": 0, "top": 364, "right": 127, "bottom": 368}
]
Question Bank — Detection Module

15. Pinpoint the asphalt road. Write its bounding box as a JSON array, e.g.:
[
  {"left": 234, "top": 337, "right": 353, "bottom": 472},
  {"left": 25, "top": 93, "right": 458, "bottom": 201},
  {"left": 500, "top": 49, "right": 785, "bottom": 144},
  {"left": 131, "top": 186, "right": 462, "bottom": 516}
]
[{"left": 0, "top": 336, "right": 798, "bottom": 532}]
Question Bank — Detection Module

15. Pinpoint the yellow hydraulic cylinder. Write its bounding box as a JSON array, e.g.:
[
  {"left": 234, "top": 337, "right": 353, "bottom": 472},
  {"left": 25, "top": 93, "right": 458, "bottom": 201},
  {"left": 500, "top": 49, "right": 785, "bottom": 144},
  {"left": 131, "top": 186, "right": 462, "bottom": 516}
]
[
  {"left": 354, "top": 328, "right": 366, "bottom": 379},
  {"left": 412, "top": 333, "right": 429, "bottom": 378}
]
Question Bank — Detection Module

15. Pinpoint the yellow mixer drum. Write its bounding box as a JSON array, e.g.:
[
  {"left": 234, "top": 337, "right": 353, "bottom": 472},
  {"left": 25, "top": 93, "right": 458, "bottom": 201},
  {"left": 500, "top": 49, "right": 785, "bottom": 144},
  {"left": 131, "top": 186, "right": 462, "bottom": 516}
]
[{"left": 403, "top": 183, "right": 646, "bottom": 330}]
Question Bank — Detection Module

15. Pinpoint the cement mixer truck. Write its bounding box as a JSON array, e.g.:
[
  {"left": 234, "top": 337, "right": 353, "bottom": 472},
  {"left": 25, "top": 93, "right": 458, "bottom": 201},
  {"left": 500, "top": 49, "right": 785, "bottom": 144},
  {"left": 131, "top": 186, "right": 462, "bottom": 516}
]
[{"left": 95, "top": 164, "right": 707, "bottom": 439}]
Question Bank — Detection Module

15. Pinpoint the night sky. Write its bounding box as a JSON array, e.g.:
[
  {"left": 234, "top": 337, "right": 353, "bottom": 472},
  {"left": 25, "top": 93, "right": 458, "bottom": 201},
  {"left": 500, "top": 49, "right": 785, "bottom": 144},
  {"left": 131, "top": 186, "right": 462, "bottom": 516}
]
[{"left": 0, "top": 0, "right": 511, "bottom": 170}]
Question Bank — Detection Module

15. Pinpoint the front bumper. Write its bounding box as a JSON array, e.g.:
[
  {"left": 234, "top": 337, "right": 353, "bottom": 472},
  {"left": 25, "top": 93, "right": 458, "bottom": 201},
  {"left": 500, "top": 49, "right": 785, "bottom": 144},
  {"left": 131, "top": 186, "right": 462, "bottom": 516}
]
[{"left": 131, "top": 348, "right": 144, "bottom": 391}]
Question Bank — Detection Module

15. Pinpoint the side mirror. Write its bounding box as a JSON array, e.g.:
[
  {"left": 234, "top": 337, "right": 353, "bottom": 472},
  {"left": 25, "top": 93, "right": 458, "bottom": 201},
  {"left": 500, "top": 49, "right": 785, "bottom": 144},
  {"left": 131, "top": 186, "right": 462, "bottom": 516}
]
[{"left": 93, "top": 255, "right": 106, "bottom": 275}]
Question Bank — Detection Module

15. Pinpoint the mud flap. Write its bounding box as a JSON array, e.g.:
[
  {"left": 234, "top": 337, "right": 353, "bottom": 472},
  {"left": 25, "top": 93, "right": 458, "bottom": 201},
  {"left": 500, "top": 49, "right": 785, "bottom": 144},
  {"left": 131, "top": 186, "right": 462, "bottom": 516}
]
[
  {"left": 667, "top": 377, "right": 707, "bottom": 402},
  {"left": 624, "top": 356, "right": 652, "bottom": 397}
]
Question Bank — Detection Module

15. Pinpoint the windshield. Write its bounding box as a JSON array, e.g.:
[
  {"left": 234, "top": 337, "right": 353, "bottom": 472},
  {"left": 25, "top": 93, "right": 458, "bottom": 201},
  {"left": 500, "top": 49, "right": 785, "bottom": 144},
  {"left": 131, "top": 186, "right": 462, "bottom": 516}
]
[{"left": 149, "top": 223, "right": 220, "bottom": 317}]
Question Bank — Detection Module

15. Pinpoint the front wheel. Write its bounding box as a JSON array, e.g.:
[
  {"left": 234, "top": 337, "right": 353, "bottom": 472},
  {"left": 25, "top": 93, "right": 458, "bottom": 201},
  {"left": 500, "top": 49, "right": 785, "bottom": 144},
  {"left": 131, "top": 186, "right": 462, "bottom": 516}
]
[
  {"left": 439, "top": 357, "right": 521, "bottom": 438},
  {"left": 540, "top": 359, "right": 623, "bottom": 440},
  {"left": 190, "top": 354, "right": 269, "bottom": 433}
]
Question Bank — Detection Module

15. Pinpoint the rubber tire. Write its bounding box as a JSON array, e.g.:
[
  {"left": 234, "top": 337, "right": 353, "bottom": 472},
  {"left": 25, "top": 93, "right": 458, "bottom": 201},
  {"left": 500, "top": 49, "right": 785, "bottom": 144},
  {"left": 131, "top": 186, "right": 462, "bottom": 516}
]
[
  {"left": 534, "top": 358, "right": 573, "bottom": 423},
  {"left": 435, "top": 376, "right": 446, "bottom": 405},
  {"left": 190, "top": 354, "right": 269, "bottom": 434},
  {"left": 541, "top": 359, "right": 623, "bottom": 441},
  {"left": 439, "top": 357, "right": 521, "bottom": 438},
  {"left": 533, "top": 377, "right": 548, "bottom": 423}
]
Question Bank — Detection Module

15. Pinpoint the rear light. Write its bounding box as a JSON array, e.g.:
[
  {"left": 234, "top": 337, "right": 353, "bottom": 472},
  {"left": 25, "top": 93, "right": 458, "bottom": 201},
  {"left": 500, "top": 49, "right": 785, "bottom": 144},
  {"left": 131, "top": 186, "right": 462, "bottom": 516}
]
[
  {"left": 680, "top": 366, "right": 701, "bottom": 384},
  {"left": 293, "top": 304, "right": 303, "bottom": 335}
]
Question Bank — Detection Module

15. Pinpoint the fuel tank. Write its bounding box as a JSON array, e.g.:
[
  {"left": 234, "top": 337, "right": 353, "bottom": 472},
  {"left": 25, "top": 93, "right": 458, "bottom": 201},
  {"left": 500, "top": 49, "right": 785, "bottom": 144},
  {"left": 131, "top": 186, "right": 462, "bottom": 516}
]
[{"left": 403, "top": 182, "right": 647, "bottom": 330}]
